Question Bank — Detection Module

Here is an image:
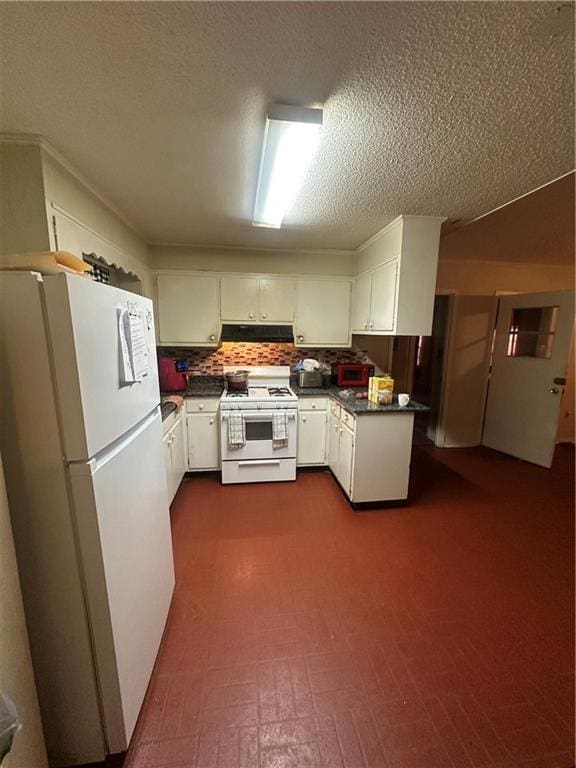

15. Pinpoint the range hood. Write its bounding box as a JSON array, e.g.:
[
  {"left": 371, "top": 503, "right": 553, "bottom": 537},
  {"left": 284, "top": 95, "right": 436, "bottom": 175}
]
[{"left": 221, "top": 324, "right": 294, "bottom": 343}]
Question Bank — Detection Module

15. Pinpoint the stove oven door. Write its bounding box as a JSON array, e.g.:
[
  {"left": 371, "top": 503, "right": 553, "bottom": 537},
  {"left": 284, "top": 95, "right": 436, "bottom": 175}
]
[{"left": 220, "top": 409, "right": 297, "bottom": 461}]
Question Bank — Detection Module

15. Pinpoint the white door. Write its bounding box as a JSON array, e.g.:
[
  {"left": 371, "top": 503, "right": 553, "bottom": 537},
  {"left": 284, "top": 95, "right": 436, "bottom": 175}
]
[
  {"left": 295, "top": 279, "right": 352, "bottom": 347},
  {"left": 352, "top": 273, "right": 371, "bottom": 332},
  {"left": 220, "top": 277, "right": 259, "bottom": 321},
  {"left": 156, "top": 274, "right": 219, "bottom": 345},
  {"left": 370, "top": 260, "right": 397, "bottom": 332},
  {"left": 337, "top": 423, "right": 354, "bottom": 495},
  {"left": 483, "top": 290, "right": 575, "bottom": 467},
  {"left": 44, "top": 274, "right": 160, "bottom": 461},
  {"left": 297, "top": 411, "right": 327, "bottom": 465},
  {"left": 187, "top": 412, "right": 220, "bottom": 469},
  {"left": 259, "top": 277, "right": 294, "bottom": 322},
  {"left": 68, "top": 410, "right": 174, "bottom": 753}
]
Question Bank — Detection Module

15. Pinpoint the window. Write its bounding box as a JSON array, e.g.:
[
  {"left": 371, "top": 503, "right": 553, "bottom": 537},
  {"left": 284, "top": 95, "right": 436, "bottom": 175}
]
[{"left": 507, "top": 306, "right": 558, "bottom": 359}]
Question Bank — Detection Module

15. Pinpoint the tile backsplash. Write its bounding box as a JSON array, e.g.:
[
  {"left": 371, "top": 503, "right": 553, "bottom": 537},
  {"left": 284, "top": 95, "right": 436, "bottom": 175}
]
[{"left": 158, "top": 343, "right": 372, "bottom": 375}]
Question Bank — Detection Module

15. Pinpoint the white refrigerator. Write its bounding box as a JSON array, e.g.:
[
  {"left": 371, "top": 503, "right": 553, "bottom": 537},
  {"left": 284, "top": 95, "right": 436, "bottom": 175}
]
[{"left": 0, "top": 271, "right": 175, "bottom": 766}]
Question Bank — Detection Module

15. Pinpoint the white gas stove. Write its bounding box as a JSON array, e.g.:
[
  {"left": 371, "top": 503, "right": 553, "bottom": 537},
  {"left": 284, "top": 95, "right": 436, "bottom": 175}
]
[{"left": 220, "top": 366, "right": 298, "bottom": 484}]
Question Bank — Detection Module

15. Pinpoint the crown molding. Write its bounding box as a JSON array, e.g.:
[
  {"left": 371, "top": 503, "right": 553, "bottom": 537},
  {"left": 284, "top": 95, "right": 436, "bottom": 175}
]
[
  {"left": 150, "top": 240, "right": 356, "bottom": 257},
  {"left": 356, "top": 214, "right": 447, "bottom": 254},
  {"left": 0, "top": 132, "right": 148, "bottom": 241}
]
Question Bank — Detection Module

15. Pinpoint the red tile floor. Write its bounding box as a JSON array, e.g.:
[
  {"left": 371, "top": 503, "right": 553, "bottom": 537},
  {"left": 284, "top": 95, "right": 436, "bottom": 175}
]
[{"left": 125, "top": 445, "right": 575, "bottom": 768}]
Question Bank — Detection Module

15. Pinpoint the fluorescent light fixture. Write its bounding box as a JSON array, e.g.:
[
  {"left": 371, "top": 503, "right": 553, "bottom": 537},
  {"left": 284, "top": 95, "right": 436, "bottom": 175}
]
[{"left": 252, "top": 104, "right": 323, "bottom": 228}]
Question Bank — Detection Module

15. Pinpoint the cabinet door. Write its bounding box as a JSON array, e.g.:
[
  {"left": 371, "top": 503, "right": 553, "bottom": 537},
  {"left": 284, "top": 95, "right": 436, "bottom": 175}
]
[
  {"left": 187, "top": 413, "right": 219, "bottom": 470},
  {"left": 328, "top": 413, "right": 340, "bottom": 474},
  {"left": 220, "top": 277, "right": 259, "bottom": 321},
  {"left": 337, "top": 424, "right": 354, "bottom": 497},
  {"left": 370, "top": 260, "right": 398, "bottom": 332},
  {"left": 163, "top": 431, "right": 174, "bottom": 502},
  {"left": 297, "top": 411, "right": 327, "bottom": 465},
  {"left": 295, "top": 279, "right": 352, "bottom": 346},
  {"left": 157, "top": 275, "right": 219, "bottom": 345},
  {"left": 351, "top": 273, "right": 372, "bottom": 332},
  {"left": 171, "top": 416, "right": 187, "bottom": 492},
  {"left": 259, "top": 278, "right": 294, "bottom": 322}
]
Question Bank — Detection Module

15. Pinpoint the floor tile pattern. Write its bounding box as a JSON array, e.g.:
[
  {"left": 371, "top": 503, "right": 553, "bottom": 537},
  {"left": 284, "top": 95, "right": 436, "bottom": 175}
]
[{"left": 125, "top": 446, "right": 575, "bottom": 768}]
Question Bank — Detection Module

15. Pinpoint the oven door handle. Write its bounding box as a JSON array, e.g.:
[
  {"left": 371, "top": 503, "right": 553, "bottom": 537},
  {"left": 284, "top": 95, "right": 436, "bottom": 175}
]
[
  {"left": 239, "top": 460, "right": 282, "bottom": 467},
  {"left": 221, "top": 412, "right": 297, "bottom": 420}
]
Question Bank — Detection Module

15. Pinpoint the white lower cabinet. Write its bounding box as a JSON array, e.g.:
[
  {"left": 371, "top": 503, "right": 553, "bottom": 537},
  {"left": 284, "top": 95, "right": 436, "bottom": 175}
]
[
  {"left": 335, "top": 422, "right": 354, "bottom": 496},
  {"left": 296, "top": 399, "right": 328, "bottom": 466},
  {"left": 186, "top": 398, "right": 220, "bottom": 470},
  {"left": 163, "top": 412, "right": 186, "bottom": 503},
  {"left": 327, "top": 412, "right": 340, "bottom": 474},
  {"left": 323, "top": 398, "right": 415, "bottom": 504}
]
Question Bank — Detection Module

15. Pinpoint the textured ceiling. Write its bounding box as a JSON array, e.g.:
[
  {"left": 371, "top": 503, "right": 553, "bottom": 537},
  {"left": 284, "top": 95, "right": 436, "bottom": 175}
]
[{"left": 0, "top": 2, "right": 573, "bottom": 250}]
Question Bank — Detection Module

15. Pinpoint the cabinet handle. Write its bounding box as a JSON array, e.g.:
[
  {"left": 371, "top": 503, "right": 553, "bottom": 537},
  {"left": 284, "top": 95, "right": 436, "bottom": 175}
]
[
  {"left": 249, "top": 313, "right": 255, "bottom": 319},
  {"left": 368, "top": 321, "right": 374, "bottom": 329},
  {"left": 297, "top": 334, "right": 304, "bottom": 342},
  {"left": 302, "top": 416, "right": 307, "bottom": 422},
  {"left": 339, "top": 428, "right": 343, "bottom": 433},
  {"left": 262, "top": 313, "right": 267, "bottom": 319},
  {"left": 198, "top": 404, "right": 204, "bottom": 410},
  {"left": 364, "top": 322, "right": 369, "bottom": 329},
  {"left": 209, "top": 418, "right": 215, "bottom": 425},
  {"left": 209, "top": 334, "right": 216, "bottom": 341}
]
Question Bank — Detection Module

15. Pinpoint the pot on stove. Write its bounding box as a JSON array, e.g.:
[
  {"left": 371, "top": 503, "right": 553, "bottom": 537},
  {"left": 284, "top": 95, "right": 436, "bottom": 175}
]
[{"left": 225, "top": 370, "right": 249, "bottom": 391}]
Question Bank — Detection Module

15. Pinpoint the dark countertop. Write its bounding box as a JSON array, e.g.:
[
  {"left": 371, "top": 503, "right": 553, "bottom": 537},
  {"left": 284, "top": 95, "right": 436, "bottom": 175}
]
[
  {"left": 162, "top": 376, "right": 225, "bottom": 399},
  {"left": 291, "top": 382, "right": 429, "bottom": 415},
  {"left": 160, "top": 401, "right": 178, "bottom": 421},
  {"left": 162, "top": 376, "right": 428, "bottom": 415}
]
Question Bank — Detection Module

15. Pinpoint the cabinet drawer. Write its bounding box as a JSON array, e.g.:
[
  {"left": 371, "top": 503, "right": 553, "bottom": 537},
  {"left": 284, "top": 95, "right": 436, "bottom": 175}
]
[
  {"left": 298, "top": 398, "right": 328, "bottom": 412},
  {"left": 340, "top": 409, "right": 355, "bottom": 429},
  {"left": 329, "top": 401, "right": 342, "bottom": 419},
  {"left": 185, "top": 398, "right": 220, "bottom": 413}
]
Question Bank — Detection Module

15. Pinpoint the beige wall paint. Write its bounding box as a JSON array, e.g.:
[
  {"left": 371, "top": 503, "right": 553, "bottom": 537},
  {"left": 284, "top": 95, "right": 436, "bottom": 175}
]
[
  {"left": 0, "top": 455, "right": 48, "bottom": 768},
  {"left": 42, "top": 152, "right": 153, "bottom": 296},
  {"left": 436, "top": 258, "right": 574, "bottom": 294},
  {"left": 0, "top": 144, "right": 50, "bottom": 255},
  {"left": 438, "top": 296, "right": 496, "bottom": 448},
  {"left": 150, "top": 244, "right": 356, "bottom": 277},
  {"left": 440, "top": 172, "right": 575, "bottom": 266},
  {"left": 436, "top": 174, "right": 575, "bottom": 449}
]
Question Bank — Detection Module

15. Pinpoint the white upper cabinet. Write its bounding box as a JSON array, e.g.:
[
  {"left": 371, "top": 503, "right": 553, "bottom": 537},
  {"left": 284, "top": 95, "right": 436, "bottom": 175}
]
[
  {"left": 294, "top": 279, "right": 352, "bottom": 347},
  {"left": 259, "top": 277, "right": 294, "bottom": 322},
  {"left": 156, "top": 274, "right": 220, "bottom": 346},
  {"left": 220, "top": 276, "right": 294, "bottom": 323},
  {"left": 369, "top": 259, "right": 398, "bottom": 332},
  {"left": 351, "top": 272, "right": 372, "bottom": 332},
  {"left": 353, "top": 215, "right": 444, "bottom": 337},
  {"left": 220, "top": 276, "right": 259, "bottom": 321},
  {"left": 352, "top": 260, "right": 397, "bottom": 333}
]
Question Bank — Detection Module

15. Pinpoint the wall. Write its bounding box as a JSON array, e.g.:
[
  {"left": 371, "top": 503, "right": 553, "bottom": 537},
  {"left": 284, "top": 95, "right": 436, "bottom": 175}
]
[
  {"left": 0, "top": 144, "right": 50, "bottom": 255},
  {"left": 42, "top": 151, "right": 153, "bottom": 296},
  {"left": 436, "top": 174, "right": 575, "bottom": 447},
  {"left": 0, "top": 455, "right": 48, "bottom": 768},
  {"left": 150, "top": 244, "right": 356, "bottom": 277},
  {"left": 436, "top": 259, "right": 574, "bottom": 294},
  {"left": 440, "top": 172, "right": 575, "bottom": 266},
  {"left": 158, "top": 342, "right": 375, "bottom": 375},
  {"left": 438, "top": 296, "right": 496, "bottom": 448}
]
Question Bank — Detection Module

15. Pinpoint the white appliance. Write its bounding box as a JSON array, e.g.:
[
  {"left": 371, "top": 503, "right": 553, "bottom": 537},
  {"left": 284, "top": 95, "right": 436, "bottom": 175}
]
[
  {"left": 0, "top": 272, "right": 175, "bottom": 766},
  {"left": 220, "top": 366, "right": 298, "bottom": 483}
]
